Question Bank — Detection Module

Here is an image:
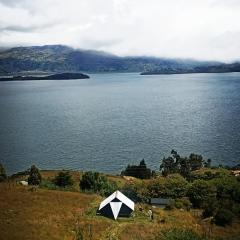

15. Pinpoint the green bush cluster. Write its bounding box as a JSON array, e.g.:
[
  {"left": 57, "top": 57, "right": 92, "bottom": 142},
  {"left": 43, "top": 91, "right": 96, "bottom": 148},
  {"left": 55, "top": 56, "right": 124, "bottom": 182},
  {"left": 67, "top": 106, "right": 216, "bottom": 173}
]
[
  {"left": 121, "top": 173, "right": 189, "bottom": 203},
  {"left": 120, "top": 161, "right": 240, "bottom": 227},
  {"left": 80, "top": 171, "right": 117, "bottom": 196}
]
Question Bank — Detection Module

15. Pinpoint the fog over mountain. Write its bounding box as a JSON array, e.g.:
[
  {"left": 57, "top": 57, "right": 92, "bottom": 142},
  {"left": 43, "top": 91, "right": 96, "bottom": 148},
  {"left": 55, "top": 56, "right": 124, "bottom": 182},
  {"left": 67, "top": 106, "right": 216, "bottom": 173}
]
[
  {"left": 0, "top": 0, "right": 240, "bottom": 62},
  {"left": 1, "top": 45, "right": 240, "bottom": 75}
]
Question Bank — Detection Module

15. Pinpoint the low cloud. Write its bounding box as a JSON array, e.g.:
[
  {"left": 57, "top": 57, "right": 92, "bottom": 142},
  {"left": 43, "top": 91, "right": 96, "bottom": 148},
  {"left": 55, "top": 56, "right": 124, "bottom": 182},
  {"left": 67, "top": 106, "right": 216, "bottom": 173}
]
[{"left": 0, "top": 0, "right": 240, "bottom": 62}]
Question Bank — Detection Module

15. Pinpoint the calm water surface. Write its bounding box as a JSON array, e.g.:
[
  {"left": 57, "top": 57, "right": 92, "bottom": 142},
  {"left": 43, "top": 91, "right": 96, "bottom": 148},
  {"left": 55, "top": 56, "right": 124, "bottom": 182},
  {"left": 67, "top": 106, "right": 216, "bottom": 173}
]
[{"left": 0, "top": 73, "right": 240, "bottom": 174}]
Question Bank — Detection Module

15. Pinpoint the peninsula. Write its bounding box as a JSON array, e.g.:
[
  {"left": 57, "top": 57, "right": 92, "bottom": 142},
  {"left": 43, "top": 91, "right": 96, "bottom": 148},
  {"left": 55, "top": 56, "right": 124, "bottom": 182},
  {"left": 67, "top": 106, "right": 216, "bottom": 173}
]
[{"left": 0, "top": 72, "right": 90, "bottom": 81}]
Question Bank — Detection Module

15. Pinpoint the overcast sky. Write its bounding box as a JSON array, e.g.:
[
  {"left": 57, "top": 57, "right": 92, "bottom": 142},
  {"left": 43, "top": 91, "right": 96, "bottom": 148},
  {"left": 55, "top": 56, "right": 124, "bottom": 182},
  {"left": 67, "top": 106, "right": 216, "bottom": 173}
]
[{"left": 0, "top": 0, "right": 240, "bottom": 62}]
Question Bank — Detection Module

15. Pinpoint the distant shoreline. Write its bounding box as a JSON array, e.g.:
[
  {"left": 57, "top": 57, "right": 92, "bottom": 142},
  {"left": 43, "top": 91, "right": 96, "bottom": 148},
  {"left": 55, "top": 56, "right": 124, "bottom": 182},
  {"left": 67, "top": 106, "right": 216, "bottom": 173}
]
[
  {"left": 140, "top": 70, "right": 240, "bottom": 75},
  {"left": 0, "top": 72, "right": 89, "bottom": 81}
]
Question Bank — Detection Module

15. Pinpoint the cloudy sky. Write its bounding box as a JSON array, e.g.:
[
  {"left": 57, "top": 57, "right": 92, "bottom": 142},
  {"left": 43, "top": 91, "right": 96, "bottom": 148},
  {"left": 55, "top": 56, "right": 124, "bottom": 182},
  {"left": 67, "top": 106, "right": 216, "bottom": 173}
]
[{"left": 0, "top": 0, "right": 240, "bottom": 62}]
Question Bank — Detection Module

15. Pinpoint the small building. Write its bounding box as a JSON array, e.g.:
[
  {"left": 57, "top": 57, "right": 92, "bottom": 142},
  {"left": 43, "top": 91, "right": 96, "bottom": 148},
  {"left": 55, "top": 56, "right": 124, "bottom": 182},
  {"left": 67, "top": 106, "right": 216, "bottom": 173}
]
[
  {"left": 232, "top": 170, "right": 240, "bottom": 177},
  {"left": 150, "top": 198, "right": 171, "bottom": 208},
  {"left": 19, "top": 180, "right": 28, "bottom": 186},
  {"left": 98, "top": 190, "right": 134, "bottom": 220}
]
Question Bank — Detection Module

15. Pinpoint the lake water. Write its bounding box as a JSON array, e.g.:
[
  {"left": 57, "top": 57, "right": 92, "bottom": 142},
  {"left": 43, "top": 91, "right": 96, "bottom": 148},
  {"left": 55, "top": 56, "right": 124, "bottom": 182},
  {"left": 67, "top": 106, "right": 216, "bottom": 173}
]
[{"left": 0, "top": 72, "right": 240, "bottom": 174}]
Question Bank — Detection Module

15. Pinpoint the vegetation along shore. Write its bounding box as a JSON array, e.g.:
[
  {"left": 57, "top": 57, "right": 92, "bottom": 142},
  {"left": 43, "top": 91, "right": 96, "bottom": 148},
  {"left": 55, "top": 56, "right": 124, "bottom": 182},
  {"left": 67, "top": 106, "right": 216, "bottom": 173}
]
[
  {"left": 0, "top": 72, "right": 89, "bottom": 81},
  {"left": 1, "top": 150, "right": 240, "bottom": 240}
]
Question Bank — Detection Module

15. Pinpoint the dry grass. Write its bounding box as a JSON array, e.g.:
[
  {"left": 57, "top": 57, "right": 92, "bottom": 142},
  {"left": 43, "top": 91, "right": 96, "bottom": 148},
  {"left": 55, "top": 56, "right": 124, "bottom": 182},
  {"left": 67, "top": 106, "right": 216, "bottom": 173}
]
[
  {"left": 1, "top": 173, "right": 240, "bottom": 240},
  {"left": 0, "top": 182, "right": 107, "bottom": 240}
]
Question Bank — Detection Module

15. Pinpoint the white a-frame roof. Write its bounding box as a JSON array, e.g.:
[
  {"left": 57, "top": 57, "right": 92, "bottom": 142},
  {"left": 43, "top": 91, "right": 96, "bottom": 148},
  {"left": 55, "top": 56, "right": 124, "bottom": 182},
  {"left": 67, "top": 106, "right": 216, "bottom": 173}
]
[{"left": 99, "top": 190, "right": 135, "bottom": 211}]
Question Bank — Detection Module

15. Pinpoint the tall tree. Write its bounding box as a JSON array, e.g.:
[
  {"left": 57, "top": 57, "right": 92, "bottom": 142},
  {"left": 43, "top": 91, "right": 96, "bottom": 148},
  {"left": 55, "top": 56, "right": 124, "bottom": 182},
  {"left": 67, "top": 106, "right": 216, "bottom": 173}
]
[
  {"left": 28, "top": 165, "right": 42, "bottom": 185},
  {"left": 0, "top": 163, "right": 7, "bottom": 182},
  {"left": 53, "top": 171, "right": 73, "bottom": 187},
  {"left": 179, "top": 157, "right": 191, "bottom": 178},
  {"left": 160, "top": 150, "right": 180, "bottom": 176},
  {"left": 189, "top": 153, "right": 203, "bottom": 171}
]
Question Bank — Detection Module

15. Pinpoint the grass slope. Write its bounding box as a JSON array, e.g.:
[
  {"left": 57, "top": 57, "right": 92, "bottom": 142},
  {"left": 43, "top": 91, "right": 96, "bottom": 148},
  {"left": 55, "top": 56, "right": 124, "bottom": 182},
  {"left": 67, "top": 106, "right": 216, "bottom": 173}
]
[{"left": 1, "top": 171, "right": 240, "bottom": 240}]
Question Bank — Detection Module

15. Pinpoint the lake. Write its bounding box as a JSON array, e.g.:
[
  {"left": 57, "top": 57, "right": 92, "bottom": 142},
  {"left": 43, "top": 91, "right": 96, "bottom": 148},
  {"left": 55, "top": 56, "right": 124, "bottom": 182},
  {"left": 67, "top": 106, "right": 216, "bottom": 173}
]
[{"left": 0, "top": 72, "right": 240, "bottom": 174}]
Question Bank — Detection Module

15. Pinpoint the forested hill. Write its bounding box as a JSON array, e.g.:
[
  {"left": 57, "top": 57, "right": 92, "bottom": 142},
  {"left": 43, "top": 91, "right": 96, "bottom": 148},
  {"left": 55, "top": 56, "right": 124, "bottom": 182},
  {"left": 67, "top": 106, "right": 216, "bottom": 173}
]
[
  {"left": 141, "top": 62, "right": 240, "bottom": 75},
  {"left": 0, "top": 44, "right": 222, "bottom": 75}
]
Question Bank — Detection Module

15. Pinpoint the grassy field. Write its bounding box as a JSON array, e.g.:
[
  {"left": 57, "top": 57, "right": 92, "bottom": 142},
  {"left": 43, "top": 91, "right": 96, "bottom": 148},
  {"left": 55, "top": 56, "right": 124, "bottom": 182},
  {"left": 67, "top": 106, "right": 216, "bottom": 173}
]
[{"left": 0, "top": 171, "right": 240, "bottom": 240}]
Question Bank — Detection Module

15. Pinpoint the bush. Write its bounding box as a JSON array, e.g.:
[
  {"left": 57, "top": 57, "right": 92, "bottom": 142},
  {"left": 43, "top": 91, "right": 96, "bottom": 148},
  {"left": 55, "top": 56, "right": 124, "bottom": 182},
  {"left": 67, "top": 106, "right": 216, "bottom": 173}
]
[
  {"left": 187, "top": 180, "right": 216, "bottom": 208},
  {"left": 80, "top": 171, "right": 117, "bottom": 196},
  {"left": 232, "top": 203, "right": 240, "bottom": 216},
  {"left": 121, "top": 182, "right": 149, "bottom": 203},
  {"left": 214, "top": 208, "right": 234, "bottom": 226},
  {"left": 174, "top": 200, "right": 184, "bottom": 209},
  {"left": 202, "top": 197, "right": 219, "bottom": 218},
  {"left": 0, "top": 163, "right": 7, "bottom": 182},
  {"left": 28, "top": 165, "right": 42, "bottom": 185},
  {"left": 165, "top": 174, "right": 189, "bottom": 198},
  {"left": 53, "top": 171, "right": 73, "bottom": 187},
  {"left": 179, "top": 198, "right": 192, "bottom": 210},
  {"left": 146, "top": 174, "right": 189, "bottom": 199},
  {"left": 164, "top": 200, "right": 175, "bottom": 210},
  {"left": 210, "top": 174, "right": 240, "bottom": 203},
  {"left": 39, "top": 179, "right": 57, "bottom": 190}
]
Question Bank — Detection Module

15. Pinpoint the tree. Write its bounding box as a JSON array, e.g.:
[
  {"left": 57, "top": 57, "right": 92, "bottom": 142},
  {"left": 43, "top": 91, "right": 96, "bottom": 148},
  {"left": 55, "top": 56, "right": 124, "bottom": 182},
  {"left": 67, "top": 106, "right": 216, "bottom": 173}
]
[
  {"left": 121, "top": 159, "right": 152, "bottom": 179},
  {"left": 179, "top": 157, "right": 191, "bottom": 178},
  {"left": 146, "top": 174, "right": 189, "bottom": 199},
  {"left": 160, "top": 156, "right": 175, "bottom": 176},
  {"left": 187, "top": 180, "right": 216, "bottom": 208},
  {"left": 0, "top": 163, "right": 7, "bottom": 182},
  {"left": 53, "top": 171, "right": 73, "bottom": 187},
  {"left": 121, "top": 182, "right": 149, "bottom": 203},
  {"left": 189, "top": 153, "right": 203, "bottom": 171},
  {"left": 28, "top": 165, "right": 42, "bottom": 185},
  {"left": 204, "top": 159, "right": 212, "bottom": 168},
  {"left": 80, "top": 171, "right": 117, "bottom": 196},
  {"left": 202, "top": 196, "right": 219, "bottom": 218},
  {"left": 160, "top": 150, "right": 189, "bottom": 176}
]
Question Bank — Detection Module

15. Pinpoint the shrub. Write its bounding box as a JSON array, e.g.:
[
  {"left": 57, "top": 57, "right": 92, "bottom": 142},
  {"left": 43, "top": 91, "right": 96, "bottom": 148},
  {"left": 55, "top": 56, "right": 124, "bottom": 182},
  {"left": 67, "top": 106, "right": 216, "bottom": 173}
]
[
  {"left": 187, "top": 180, "right": 216, "bottom": 208},
  {"left": 28, "top": 165, "right": 42, "bottom": 185},
  {"left": 121, "top": 182, "right": 149, "bottom": 203},
  {"left": 0, "top": 163, "right": 7, "bottom": 182},
  {"left": 174, "top": 200, "right": 184, "bottom": 209},
  {"left": 210, "top": 174, "right": 240, "bottom": 203},
  {"left": 214, "top": 208, "right": 234, "bottom": 226},
  {"left": 80, "top": 171, "right": 117, "bottom": 196},
  {"left": 165, "top": 200, "right": 175, "bottom": 210},
  {"left": 100, "top": 180, "right": 118, "bottom": 196},
  {"left": 165, "top": 174, "right": 189, "bottom": 198},
  {"left": 146, "top": 174, "right": 189, "bottom": 199},
  {"left": 202, "top": 197, "right": 219, "bottom": 218},
  {"left": 39, "top": 179, "right": 57, "bottom": 190},
  {"left": 53, "top": 171, "right": 73, "bottom": 187},
  {"left": 179, "top": 198, "right": 192, "bottom": 210},
  {"left": 232, "top": 203, "right": 240, "bottom": 216}
]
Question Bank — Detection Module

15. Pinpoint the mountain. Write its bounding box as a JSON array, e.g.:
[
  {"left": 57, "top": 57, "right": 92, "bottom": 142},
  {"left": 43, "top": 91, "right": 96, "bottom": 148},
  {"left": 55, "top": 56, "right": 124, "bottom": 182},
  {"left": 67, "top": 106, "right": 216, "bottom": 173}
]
[
  {"left": 0, "top": 45, "right": 222, "bottom": 75},
  {"left": 141, "top": 62, "right": 240, "bottom": 75}
]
